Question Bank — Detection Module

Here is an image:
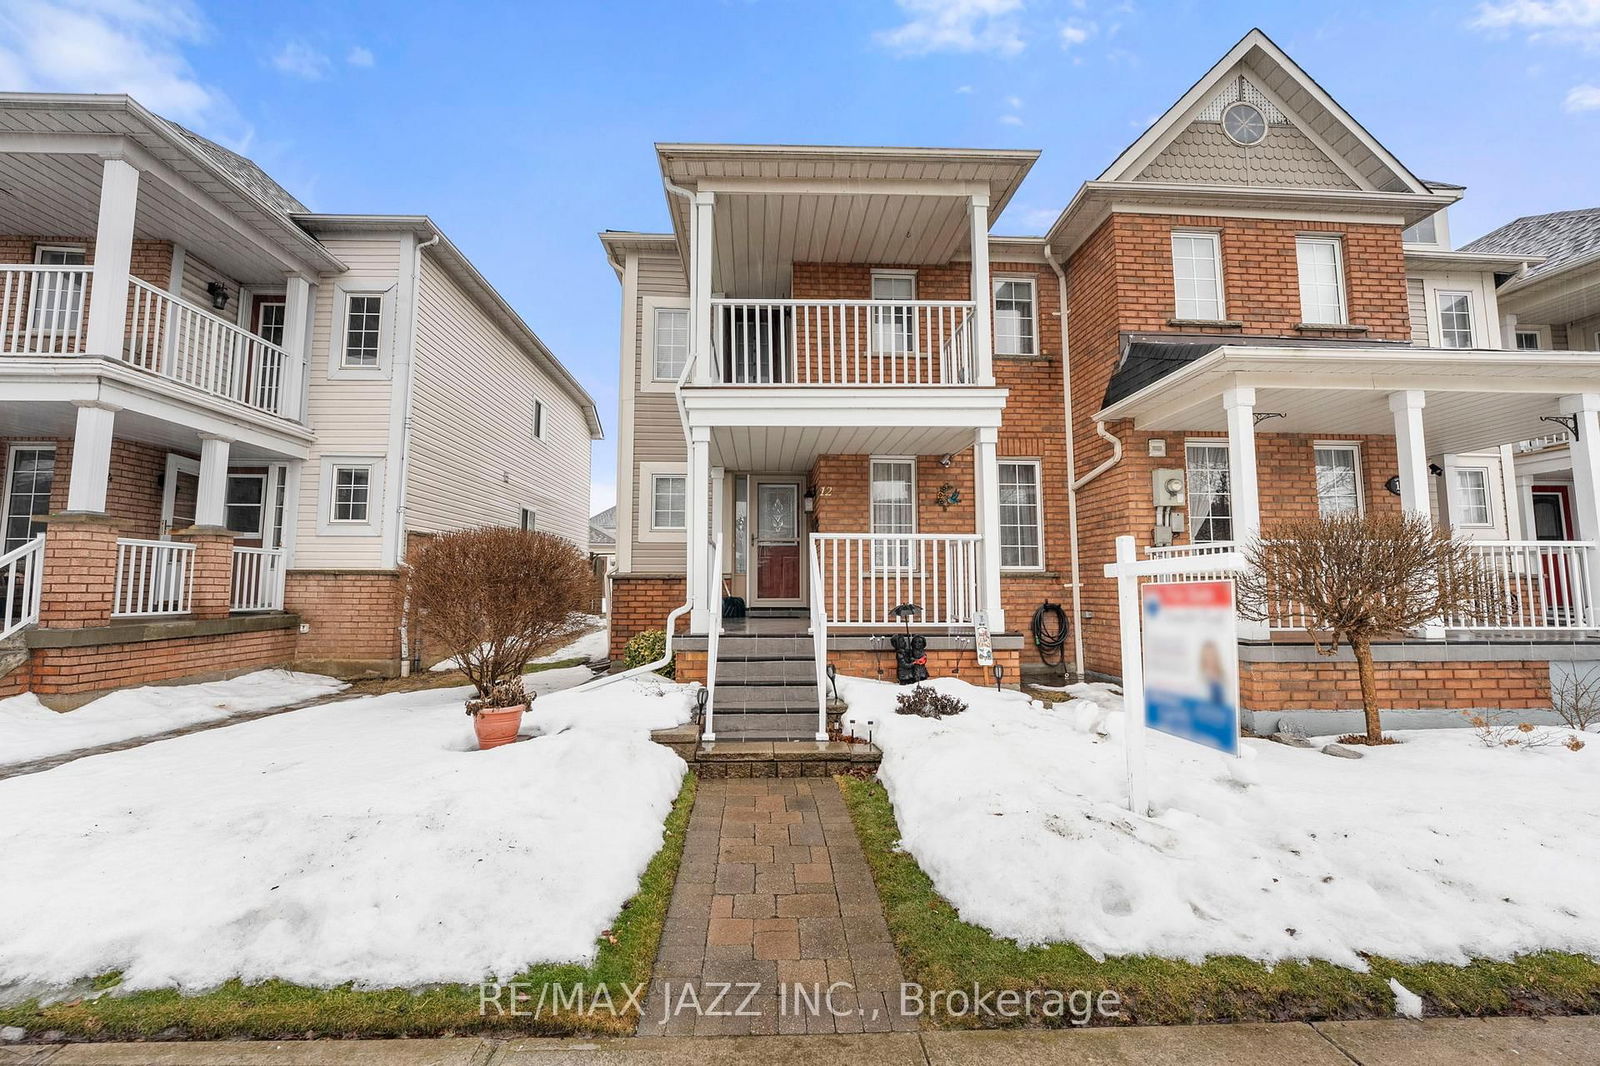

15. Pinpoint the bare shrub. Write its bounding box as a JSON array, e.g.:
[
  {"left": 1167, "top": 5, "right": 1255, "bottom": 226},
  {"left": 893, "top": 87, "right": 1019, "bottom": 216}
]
[
  {"left": 895, "top": 686, "right": 967, "bottom": 718},
  {"left": 405, "top": 527, "right": 591, "bottom": 706},
  {"left": 1238, "top": 512, "right": 1505, "bottom": 744},
  {"left": 1549, "top": 669, "right": 1600, "bottom": 732},
  {"left": 1464, "top": 711, "right": 1557, "bottom": 750}
]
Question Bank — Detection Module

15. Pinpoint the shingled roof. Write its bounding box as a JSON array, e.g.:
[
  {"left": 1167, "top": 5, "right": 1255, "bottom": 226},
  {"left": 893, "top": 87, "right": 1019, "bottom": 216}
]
[{"left": 1462, "top": 208, "right": 1600, "bottom": 279}]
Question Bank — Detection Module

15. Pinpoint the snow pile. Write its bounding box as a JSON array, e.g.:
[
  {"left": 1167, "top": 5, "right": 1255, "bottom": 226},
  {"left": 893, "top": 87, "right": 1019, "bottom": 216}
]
[
  {"left": 0, "top": 675, "right": 694, "bottom": 992},
  {"left": 0, "top": 671, "right": 347, "bottom": 768},
  {"left": 431, "top": 616, "right": 609, "bottom": 673},
  {"left": 841, "top": 675, "right": 1600, "bottom": 968}
]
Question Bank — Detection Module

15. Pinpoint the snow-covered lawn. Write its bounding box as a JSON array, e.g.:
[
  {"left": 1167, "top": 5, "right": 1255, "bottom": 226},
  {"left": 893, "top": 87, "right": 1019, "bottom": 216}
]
[
  {"left": 841, "top": 675, "right": 1600, "bottom": 969},
  {"left": 0, "top": 674, "right": 693, "bottom": 993},
  {"left": 0, "top": 671, "right": 347, "bottom": 768},
  {"left": 429, "top": 616, "right": 609, "bottom": 673}
]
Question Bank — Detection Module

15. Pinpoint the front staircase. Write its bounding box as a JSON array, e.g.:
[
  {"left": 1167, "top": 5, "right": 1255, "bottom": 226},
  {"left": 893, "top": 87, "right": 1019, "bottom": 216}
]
[{"left": 709, "top": 610, "right": 831, "bottom": 740}]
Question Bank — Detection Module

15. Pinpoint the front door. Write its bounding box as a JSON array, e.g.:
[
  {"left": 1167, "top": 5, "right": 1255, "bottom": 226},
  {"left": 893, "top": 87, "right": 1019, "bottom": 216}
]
[
  {"left": 160, "top": 455, "right": 199, "bottom": 538},
  {"left": 1532, "top": 485, "right": 1576, "bottom": 622},
  {"left": 752, "top": 479, "right": 803, "bottom": 604}
]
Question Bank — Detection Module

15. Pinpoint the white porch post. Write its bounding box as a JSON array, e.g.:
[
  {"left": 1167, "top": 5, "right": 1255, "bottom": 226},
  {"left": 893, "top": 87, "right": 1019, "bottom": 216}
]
[
  {"left": 1560, "top": 394, "right": 1600, "bottom": 627},
  {"left": 279, "top": 275, "right": 313, "bottom": 421},
  {"left": 195, "top": 434, "right": 232, "bottom": 528},
  {"left": 65, "top": 401, "right": 118, "bottom": 513},
  {"left": 974, "top": 427, "right": 1006, "bottom": 633},
  {"left": 968, "top": 193, "right": 995, "bottom": 387},
  {"left": 84, "top": 157, "right": 140, "bottom": 358},
  {"left": 710, "top": 465, "right": 726, "bottom": 616},
  {"left": 1222, "top": 386, "right": 1267, "bottom": 639},
  {"left": 1389, "top": 390, "right": 1430, "bottom": 521},
  {"left": 686, "top": 426, "right": 712, "bottom": 632},
  {"left": 690, "top": 190, "right": 716, "bottom": 385}
]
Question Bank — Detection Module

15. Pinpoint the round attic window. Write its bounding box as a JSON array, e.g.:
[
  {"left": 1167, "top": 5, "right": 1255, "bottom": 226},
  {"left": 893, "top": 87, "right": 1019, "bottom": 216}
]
[{"left": 1222, "top": 101, "right": 1268, "bottom": 146}]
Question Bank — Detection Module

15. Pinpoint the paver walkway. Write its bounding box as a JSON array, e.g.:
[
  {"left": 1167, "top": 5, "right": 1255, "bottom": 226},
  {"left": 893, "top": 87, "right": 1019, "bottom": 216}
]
[{"left": 640, "top": 777, "right": 917, "bottom": 1037}]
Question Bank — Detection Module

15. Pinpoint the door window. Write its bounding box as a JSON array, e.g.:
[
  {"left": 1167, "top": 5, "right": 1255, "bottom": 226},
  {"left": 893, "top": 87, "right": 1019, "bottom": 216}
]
[
  {"left": 1185, "top": 443, "right": 1232, "bottom": 542},
  {"left": 753, "top": 483, "right": 801, "bottom": 601}
]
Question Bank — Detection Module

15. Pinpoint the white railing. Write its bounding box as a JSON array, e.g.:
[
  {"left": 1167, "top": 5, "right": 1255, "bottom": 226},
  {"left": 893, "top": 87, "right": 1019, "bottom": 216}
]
[
  {"left": 113, "top": 538, "right": 195, "bottom": 618},
  {"left": 709, "top": 299, "right": 976, "bottom": 386},
  {"left": 809, "top": 537, "right": 830, "bottom": 743},
  {"left": 702, "top": 534, "right": 724, "bottom": 742},
  {"left": 230, "top": 547, "right": 285, "bottom": 612},
  {"left": 1514, "top": 432, "right": 1571, "bottom": 453},
  {"left": 127, "top": 278, "right": 288, "bottom": 415},
  {"left": 0, "top": 536, "right": 45, "bottom": 641},
  {"left": 1449, "top": 541, "right": 1598, "bottom": 631},
  {"left": 0, "top": 265, "right": 93, "bottom": 355},
  {"left": 810, "top": 533, "right": 981, "bottom": 627}
]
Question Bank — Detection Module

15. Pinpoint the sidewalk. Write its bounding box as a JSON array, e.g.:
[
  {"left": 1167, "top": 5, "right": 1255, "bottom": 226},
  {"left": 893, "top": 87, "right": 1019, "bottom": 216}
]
[{"left": 6, "top": 1017, "right": 1597, "bottom": 1065}]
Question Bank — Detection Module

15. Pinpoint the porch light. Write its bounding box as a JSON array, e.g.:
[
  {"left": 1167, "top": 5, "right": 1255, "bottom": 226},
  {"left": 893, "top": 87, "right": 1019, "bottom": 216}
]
[
  {"left": 825, "top": 663, "right": 838, "bottom": 702},
  {"left": 993, "top": 664, "right": 1005, "bottom": 692},
  {"left": 205, "top": 281, "right": 230, "bottom": 311}
]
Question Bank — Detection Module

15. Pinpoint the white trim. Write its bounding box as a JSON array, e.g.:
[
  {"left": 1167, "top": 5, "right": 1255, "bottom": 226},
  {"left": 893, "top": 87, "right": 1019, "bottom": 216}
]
[
  {"left": 1295, "top": 235, "right": 1347, "bottom": 326},
  {"left": 520, "top": 506, "right": 537, "bottom": 531},
  {"left": 224, "top": 472, "right": 267, "bottom": 537},
  {"left": 992, "top": 274, "right": 1039, "bottom": 358},
  {"left": 1513, "top": 327, "right": 1549, "bottom": 351},
  {"left": 159, "top": 453, "right": 199, "bottom": 537},
  {"left": 1170, "top": 229, "right": 1225, "bottom": 321},
  {"left": 639, "top": 461, "right": 687, "bottom": 542},
  {"left": 748, "top": 476, "right": 807, "bottom": 606},
  {"left": 1, "top": 442, "right": 56, "bottom": 553},
  {"left": 1434, "top": 288, "right": 1476, "bottom": 349},
  {"left": 315, "top": 456, "right": 385, "bottom": 537},
  {"left": 532, "top": 397, "right": 546, "bottom": 441},
  {"left": 1184, "top": 439, "right": 1233, "bottom": 543},
  {"left": 1450, "top": 465, "right": 1495, "bottom": 528},
  {"left": 327, "top": 279, "right": 398, "bottom": 379},
  {"left": 615, "top": 251, "right": 639, "bottom": 570},
  {"left": 1311, "top": 442, "right": 1363, "bottom": 517},
  {"left": 641, "top": 295, "right": 690, "bottom": 392},
  {"left": 32, "top": 244, "right": 86, "bottom": 264},
  {"left": 997, "top": 457, "right": 1045, "bottom": 572}
]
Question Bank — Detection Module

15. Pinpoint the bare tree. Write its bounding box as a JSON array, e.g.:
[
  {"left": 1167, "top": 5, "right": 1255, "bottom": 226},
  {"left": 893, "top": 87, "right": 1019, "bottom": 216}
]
[
  {"left": 1550, "top": 668, "right": 1600, "bottom": 732},
  {"left": 404, "top": 527, "right": 592, "bottom": 704},
  {"left": 1237, "top": 511, "right": 1504, "bottom": 743}
]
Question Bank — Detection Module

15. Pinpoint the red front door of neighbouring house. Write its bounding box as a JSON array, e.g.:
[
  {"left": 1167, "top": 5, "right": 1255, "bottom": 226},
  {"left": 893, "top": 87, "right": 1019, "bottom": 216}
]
[{"left": 1532, "top": 485, "right": 1576, "bottom": 621}]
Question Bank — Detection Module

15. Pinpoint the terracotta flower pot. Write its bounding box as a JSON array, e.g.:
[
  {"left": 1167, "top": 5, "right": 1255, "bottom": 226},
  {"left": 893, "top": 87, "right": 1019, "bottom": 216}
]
[{"left": 471, "top": 704, "right": 528, "bottom": 750}]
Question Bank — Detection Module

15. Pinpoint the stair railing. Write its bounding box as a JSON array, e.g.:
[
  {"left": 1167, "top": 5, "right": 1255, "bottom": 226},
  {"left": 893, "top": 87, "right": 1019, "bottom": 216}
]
[
  {"left": 808, "top": 534, "right": 829, "bottom": 742},
  {"left": 703, "top": 533, "right": 724, "bottom": 742}
]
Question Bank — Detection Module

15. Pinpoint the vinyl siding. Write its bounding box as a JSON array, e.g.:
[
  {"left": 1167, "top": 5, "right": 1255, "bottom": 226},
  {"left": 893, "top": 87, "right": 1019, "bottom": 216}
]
[
  {"left": 405, "top": 253, "right": 590, "bottom": 547},
  {"left": 177, "top": 251, "right": 241, "bottom": 321},
  {"left": 294, "top": 236, "right": 405, "bottom": 569},
  {"left": 630, "top": 250, "right": 690, "bottom": 572},
  {"left": 1136, "top": 123, "right": 1359, "bottom": 189},
  {"left": 1406, "top": 277, "right": 1428, "bottom": 343}
]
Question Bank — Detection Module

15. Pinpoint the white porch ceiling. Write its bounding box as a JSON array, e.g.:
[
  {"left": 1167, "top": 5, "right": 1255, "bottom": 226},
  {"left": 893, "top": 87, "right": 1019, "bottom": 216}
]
[{"left": 709, "top": 423, "right": 981, "bottom": 472}]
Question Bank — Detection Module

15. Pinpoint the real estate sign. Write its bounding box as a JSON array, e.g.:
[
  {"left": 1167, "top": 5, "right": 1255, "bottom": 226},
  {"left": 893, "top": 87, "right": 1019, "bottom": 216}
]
[{"left": 1141, "top": 580, "right": 1241, "bottom": 757}]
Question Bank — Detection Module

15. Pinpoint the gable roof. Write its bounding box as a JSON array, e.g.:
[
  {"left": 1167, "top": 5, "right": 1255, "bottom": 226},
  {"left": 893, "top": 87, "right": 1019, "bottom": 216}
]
[
  {"left": 1462, "top": 209, "right": 1600, "bottom": 280},
  {"left": 1102, "top": 334, "right": 1412, "bottom": 410}
]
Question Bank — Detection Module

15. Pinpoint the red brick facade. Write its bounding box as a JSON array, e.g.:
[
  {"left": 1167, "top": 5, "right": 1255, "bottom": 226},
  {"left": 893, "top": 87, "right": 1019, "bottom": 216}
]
[
  {"left": 608, "top": 574, "right": 688, "bottom": 661},
  {"left": 1240, "top": 659, "right": 1548, "bottom": 713},
  {"left": 283, "top": 570, "right": 405, "bottom": 676},
  {"left": 26, "top": 626, "right": 298, "bottom": 707}
]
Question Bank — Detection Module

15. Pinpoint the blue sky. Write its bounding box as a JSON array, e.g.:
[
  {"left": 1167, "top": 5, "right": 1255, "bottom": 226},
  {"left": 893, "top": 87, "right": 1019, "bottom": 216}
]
[{"left": 3, "top": 0, "right": 1599, "bottom": 512}]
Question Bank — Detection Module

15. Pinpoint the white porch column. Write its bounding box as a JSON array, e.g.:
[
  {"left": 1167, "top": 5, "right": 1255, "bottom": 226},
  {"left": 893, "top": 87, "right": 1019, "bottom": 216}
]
[
  {"left": 968, "top": 193, "right": 995, "bottom": 386},
  {"left": 195, "top": 434, "right": 233, "bottom": 528},
  {"left": 279, "top": 275, "right": 313, "bottom": 421},
  {"left": 85, "top": 157, "right": 140, "bottom": 357},
  {"left": 689, "top": 190, "right": 716, "bottom": 385},
  {"left": 1559, "top": 394, "right": 1600, "bottom": 627},
  {"left": 686, "top": 426, "right": 713, "bottom": 632},
  {"left": 710, "top": 465, "right": 726, "bottom": 611},
  {"left": 973, "top": 427, "right": 1006, "bottom": 633},
  {"left": 1222, "top": 387, "right": 1266, "bottom": 639},
  {"left": 1389, "top": 390, "right": 1430, "bottom": 521},
  {"left": 65, "top": 401, "right": 118, "bottom": 513}
]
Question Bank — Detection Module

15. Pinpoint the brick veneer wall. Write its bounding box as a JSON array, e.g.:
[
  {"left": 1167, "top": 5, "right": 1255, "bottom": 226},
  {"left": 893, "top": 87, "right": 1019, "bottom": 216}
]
[
  {"left": 673, "top": 647, "right": 1021, "bottom": 690},
  {"left": 26, "top": 627, "right": 298, "bottom": 704},
  {"left": 1240, "top": 659, "right": 1548, "bottom": 712},
  {"left": 284, "top": 570, "right": 404, "bottom": 676},
  {"left": 0, "top": 236, "right": 173, "bottom": 289},
  {"left": 608, "top": 574, "right": 688, "bottom": 661},
  {"left": 0, "top": 436, "right": 176, "bottom": 541}
]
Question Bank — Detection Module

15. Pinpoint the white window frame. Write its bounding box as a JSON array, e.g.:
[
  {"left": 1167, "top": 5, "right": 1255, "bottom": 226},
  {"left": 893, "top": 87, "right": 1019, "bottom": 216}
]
[
  {"left": 997, "top": 459, "right": 1044, "bottom": 571},
  {"left": 1295, "top": 236, "right": 1347, "bottom": 326},
  {"left": 1435, "top": 289, "right": 1476, "bottom": 349},
  {"left": 532, "top": 398, "right": 546, "bottom": 441},
  {"left": 1312, "top": 443, "right": 1364, "bottom": 518},
  {"left": 30, "top": 244, "right": 87, "bottom": 335},
  {"left": 1513, "top": 327, "right": 1549, "bottom": 351},
  {"left": 637, "top": 462, "right": 688, "bottom": 543},
  {"left": 1452, "top": 466, "right": 1494, "bottom": 527},
  {"left": 328, "top": 281, "right": 395, "bottom": 378},
  {"left": 870, "top": 271, "right": 918, "bottom": 357},
  {"left": 315, "top": 456, "right": 385, "bottom": 536},
  {"left": 651, "top": 474, "right": 687, "bottom": 532},
  {"left": 1185, "top": 440, "right": 1233, "bottom": 543},
  {"left": 224, "top": 473, "right": 267, "bottom": 537},
  {"left": 1170, "top": 230, "right": 1225, "bottom": 321},
  {"left": 993, "top": 275, "right": 1039, "bottom": 357},
  {"left": 520, "top": 507, "right": 537, "bottom": 531},
  {"left": 2, "top": 442, "right": 56, "bottom": 554},
  {"left": 642, "top": 296, "right": 690, "bottom": 390},
  {"left": 869, "top": 455, "right": 917, "bottom": 570}
]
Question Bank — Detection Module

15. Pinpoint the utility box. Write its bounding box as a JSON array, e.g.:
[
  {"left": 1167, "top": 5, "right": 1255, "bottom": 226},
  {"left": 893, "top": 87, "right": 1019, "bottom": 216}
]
[{"left": 1152, "top": 468, "right": 1186, "bottom": 507}]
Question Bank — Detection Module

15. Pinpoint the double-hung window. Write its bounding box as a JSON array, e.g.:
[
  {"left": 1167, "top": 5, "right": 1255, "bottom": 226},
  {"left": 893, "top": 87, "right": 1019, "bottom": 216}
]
[
  {"left": 341, "top": 293, "right": 384, "bottom": 368},
  {"left": 331, "top": 466, "right": 372, "bottom": 523},
  {"left": 1453, "top": 468, "right": 1493, "bottom": 526},
  {"left": 1437, "top": 292, "right": 1475, "bottom": 348},
  {"left": 1296, "top": 237, "right": 1347, "bottom": 325},
  {"left": 1515, "top": 330, "right": 1541, "bottom": 351},
  {"left": 869, "top": 458, "right": 915, "bottom": 568},
  {"left": 1185, "top": 443, "right": 1232, "bottom": 542},
  {"left": 2, "top": 445, "right": 55, "bottom": 553},
  {"left": 994, "top": 278, "right": 1036, "bottom": 356},
  {"left": 31, "top": 246, "right": 86, "bottom": 338},
  {"left": 652, "top": 475, "right": 686, "bottom": 531},
  {"left": 652, "top": 306, "right": 689, "bottom": 381},
  {"left": 1171, "top": 232, "right": 1223, "bottom": 320},
  {"left": 998, "top": 460, "right": 1043, "bottom": 569},
  {"left": 870, "top": 272, "right": 916, "bottom": 356},
  {"left": 1313, "top": 445, "right": 1362, "bottom": 517}
]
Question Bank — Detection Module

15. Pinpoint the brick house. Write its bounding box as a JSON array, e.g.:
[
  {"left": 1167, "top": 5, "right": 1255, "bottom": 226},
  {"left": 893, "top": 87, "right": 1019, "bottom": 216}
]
[
  {"left": 599, "top": 28, "right": 1600, "bottom": 738},
  {"left": 1, "top": 93, "right": 601, "bottom": 706}
]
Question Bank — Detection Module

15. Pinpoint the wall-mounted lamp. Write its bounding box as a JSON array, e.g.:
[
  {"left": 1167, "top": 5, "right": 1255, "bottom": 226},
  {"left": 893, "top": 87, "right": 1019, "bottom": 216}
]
[
  {"left": 205, "top": 281, "right": 230, "bottom": 312},
  {"left": 938, "top": 453, "right": 954, "bottom": 468},
  {"left": 803, "top": 489, "right": 816, "bottom": 513}
]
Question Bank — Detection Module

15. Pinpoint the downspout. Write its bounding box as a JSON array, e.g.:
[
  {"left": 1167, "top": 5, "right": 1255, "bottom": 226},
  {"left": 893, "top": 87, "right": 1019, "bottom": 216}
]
[{"left": 395, "top": 230, "right": 442, "bottom": 676}]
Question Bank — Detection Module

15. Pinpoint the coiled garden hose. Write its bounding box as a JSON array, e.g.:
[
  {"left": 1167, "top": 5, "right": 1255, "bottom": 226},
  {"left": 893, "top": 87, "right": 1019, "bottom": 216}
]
[{"left": 1031, "top": 599, "right": 1070, "bottom": 669}]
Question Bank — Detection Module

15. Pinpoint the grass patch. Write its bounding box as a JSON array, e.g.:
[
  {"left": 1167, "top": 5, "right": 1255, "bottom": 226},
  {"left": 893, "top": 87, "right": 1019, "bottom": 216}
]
[
  {"left": 837, "top": 775, "right": 1600, "bottom": 1028},
  {"left": 0, "top": 775, "right": 696, "bottom": 1042}
]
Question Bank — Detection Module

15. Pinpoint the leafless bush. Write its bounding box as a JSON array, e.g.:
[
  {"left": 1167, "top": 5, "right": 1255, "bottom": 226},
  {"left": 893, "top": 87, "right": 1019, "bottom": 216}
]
[
  {"left": 1549, "top": 669, "right": 1600, "bottom": 732},
  {"left": 895, "top": 685, "right": 967, "bottom": 718},
  {"left": 1463, "top": 710, "right": 1559, "bottom": 750},
  {"left": 405, "top": 527, "right": 591, "bottom": 703},
  {"left": 1239, "top": 512, "right": 1506, "bottom": 744}
]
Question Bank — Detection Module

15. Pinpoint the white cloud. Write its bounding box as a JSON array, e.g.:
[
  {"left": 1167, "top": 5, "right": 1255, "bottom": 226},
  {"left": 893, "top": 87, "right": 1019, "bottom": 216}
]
[
  {"left": 1565, "top": 83, "right": 1600, "bottom": 110},
  {"left": 955, "top": 84, "right": 974, "bottom": 93},
  {"left": 1060, "top": 19, "right": 1095, "bottom": 47},
  {"left": 346, "top": 45, "right": 375, "bottom": 68},
  {"left": 875, "top": 0, "right": 1026, "bottom": 56},
  {"left": 0, "top": 0, "right": 217, "bottom": 123},
  {"left": 999, "top": 113, "right": 1024, "bottom": 126},
  {"left": 272, "top": 41, "right": 331, "bottom": 80},
  {"left": 1473, "top": 0, "right": 1600, "bottom": 46}
]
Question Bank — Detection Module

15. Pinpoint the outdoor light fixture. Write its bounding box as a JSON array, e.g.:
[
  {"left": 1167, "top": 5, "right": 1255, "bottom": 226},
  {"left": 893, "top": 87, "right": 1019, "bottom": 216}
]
[
  {"left": 205, "top": 281, "right": 229, "bottom": 311},
  {"left": 695, "top": 687, "right": 708, "bottom": 721},
  {"left": 993, "top": 664, "right": 1005, "bottom": 692},
  {"left": 825, "top": 662, "right": 838, "bottom": 702},
  {"left": 939, "top": 453, "right": 954, "bottom": 467}
]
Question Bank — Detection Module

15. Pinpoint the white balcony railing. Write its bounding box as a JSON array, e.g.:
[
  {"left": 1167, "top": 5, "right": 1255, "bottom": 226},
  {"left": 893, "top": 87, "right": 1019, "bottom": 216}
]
[
  {"left": 0, "top": 536, "right": 45, "bottom": 641},
  {"left": 709, "top": 299, "right": 976, "bottom": 386},
  {"left": 0, "top": 265, "right": 92, "bottom": 355},
  {"left": 1146, "top": 539, "right": 1600, "bottom": 633},
  {"left": 127, "top": 278, "right": 288, "bottom": 415},
  {"left": 113, "top": 538, "right": 195, "bottom": 618},
  {"left": 230, "top": 547, "right": 285, "bottom": 612},
  {"left": 810, "top": 533, "right": 981, "bottom": 627}
]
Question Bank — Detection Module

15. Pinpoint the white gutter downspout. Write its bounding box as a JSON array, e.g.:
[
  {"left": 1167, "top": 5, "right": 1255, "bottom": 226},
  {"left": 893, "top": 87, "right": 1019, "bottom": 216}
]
[{"left": 395, "top": 231, "right": 441, "bottom": 676}]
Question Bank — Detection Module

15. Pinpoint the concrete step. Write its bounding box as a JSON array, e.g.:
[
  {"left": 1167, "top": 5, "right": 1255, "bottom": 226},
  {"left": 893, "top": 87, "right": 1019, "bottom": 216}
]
[
  {"left": 715, "top": 684, "right": 818, "bottom": 710},
  {"left": 694, "top": 737, "right": 882, "bottom": 776},
  {"left": 716, "top": 659, "right": 815, "bottom": 684},
  {"left": 709, "top": 712, "right": 823, "bottom": 738},
  {"left": 714, "top": 634, "right": 813, "bottom": 660}
]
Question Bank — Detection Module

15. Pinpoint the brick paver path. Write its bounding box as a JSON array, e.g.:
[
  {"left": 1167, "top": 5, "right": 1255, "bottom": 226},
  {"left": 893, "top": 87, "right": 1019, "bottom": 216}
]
[{"left": 641, "top": 778, "right": 917, "bottom": 1037}]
